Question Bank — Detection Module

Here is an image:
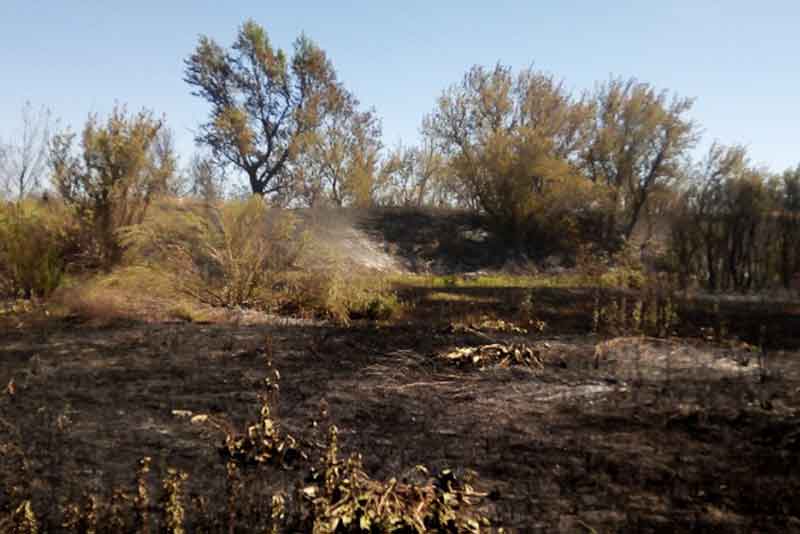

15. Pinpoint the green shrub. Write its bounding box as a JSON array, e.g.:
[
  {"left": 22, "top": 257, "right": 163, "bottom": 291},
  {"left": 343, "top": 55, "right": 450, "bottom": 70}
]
[
  {"left": 0, "top": 200, "right": 72, "bottom": 298},
  {"left": 599, "top": 267, "right": 645, "bottom": 290},
  {"left": 578, "top": 241, "right": 645, "bottom": 290},
  {"left": 360, "top": 291, "right": 402, "bottom": 320}
]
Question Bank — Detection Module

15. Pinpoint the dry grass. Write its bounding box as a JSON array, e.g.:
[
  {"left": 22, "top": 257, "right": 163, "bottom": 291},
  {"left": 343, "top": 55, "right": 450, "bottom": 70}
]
[
  {"left": 0, "top": 199, "right": 75, "bottom": 299},
  {"left": 51, "top": 266, "right": 185, "bottom": 324}
]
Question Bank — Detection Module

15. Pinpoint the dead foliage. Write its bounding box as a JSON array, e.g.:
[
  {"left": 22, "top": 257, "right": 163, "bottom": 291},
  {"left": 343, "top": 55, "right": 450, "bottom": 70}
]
[
  {"left": 205, "top": 362, "right": 308, "bottom": 470},
  {"left": 440, "top": 343, "right": 544, "bottom": 370},
  {"left": 454, "top": 317, "right": 529, "bottom": 335},
  {"left": 300, "top": 426, "right": 491, "bottom": 533}
]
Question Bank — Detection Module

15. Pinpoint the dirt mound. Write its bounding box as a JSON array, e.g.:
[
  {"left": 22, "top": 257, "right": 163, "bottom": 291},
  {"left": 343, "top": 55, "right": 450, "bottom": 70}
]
[
  {"left": 296, "top": 208, "right": 405, "bottom": 274},
  {"left": 297, "top": 207, "right": 519, "bottom": 275}
]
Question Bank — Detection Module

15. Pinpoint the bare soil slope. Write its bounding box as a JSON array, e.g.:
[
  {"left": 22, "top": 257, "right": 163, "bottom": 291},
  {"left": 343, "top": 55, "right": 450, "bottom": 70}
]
[{"left": 298, "top": 207, "right": 513, "bottom": 275}]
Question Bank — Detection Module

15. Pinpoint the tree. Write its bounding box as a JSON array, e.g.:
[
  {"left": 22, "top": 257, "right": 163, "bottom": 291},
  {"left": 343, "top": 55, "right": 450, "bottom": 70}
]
[
  {"left": 0, "top": 102, "right": 52, "bottom": 200},
  {"left": 50, "top": 106, "right": 176, "bottom": 266},
  {"left": 186, "top": 153, "right": 226, "bottom": 203},
  {"left": 666, "top": 144, "right": 795, "bottom": 291},
  {"left": 184, "top": 19, "right": 343, "bottom": 198},
  {"left": 777, "top": 165, "right": 800, "bottom": 288},
  {"left": 293, "top": 91, "right": 382, "bottom": 207},
  {"left": 670, "top": 143, "right": 748, "bottom": 290},
  {"left": 151, "top": 127, "right": 183, "bottom": 196},
  {"left": 584, "top": 78, "right": 699, "bottom": 240},
  {"left": 379, "top": 140, "right": 449, "bottom": 207},
  {"left": 423, "top": 64, "right": 594, "bottom": 247},
  {"left": 379, "top": 143, "right": 417, "bottom": 207}
]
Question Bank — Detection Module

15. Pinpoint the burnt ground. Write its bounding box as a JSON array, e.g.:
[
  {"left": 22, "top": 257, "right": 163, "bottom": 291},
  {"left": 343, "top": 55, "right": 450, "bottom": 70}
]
[{"left": 2, "top": 287, "right": 800, "bottom": 532}]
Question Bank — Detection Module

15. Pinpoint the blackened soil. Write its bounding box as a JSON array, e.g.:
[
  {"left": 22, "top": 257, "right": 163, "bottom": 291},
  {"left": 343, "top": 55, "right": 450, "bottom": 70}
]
[{"left": 1, "top": 296, "right": 800, "bottom": 532}]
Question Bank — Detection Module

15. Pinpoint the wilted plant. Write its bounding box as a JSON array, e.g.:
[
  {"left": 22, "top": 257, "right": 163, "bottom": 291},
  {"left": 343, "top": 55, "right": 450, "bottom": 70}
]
[
  {"left": 161, "top": 468, "right": 188, "bottom": 534},
  {"left": 135, "top": 456, "right": 152, "bottom": 533},
  {"left": 205, "top": 355, "right": 307, "bottom": 470},
  {"left": 108, "top": 488, "right": 132, "bottom": 532},
  {"left": 269, "top": 494, "right": 285, "bottom": 534},
  {"left": 205, "top": 357, "right": 494, "bottom": 532},
  {"left": 225, "top": 461, "right": 242, "bottom": 534},
  {"left": 80, "top": 493, "right": 100, "bottom": 534},
  {"left": 60, "top": 502, "right": 81, "bottom": 532},
  {"left": 0, "top": 500, "right": 39, "bottom": 534},
  {"left": 299, "top": 425, "right": 490, "bottom": 533},
  {"left": 0, "top": 349, "right": 495, "bottom": 533},
  {"left": 440, "top": 343, "right": 545, "bottom": 370}
]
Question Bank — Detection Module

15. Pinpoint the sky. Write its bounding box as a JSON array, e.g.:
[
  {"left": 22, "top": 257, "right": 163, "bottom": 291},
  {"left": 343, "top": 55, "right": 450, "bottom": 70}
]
[{"left": 1, "top": 0, "right": 798, "bottom": 171}]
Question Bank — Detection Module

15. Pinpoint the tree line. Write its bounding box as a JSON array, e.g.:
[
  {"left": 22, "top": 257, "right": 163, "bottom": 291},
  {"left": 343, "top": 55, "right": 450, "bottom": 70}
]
[{"left": 1, "top": 19, "right": 798, "bottom": 291}]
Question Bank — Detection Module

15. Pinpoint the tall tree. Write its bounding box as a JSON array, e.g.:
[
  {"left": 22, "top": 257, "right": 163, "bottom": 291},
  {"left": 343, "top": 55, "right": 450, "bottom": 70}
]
[
  {"left": 424, "top": 64, "right": 594, "bottom": 245},
  {"left": 294, "top": 90, "right": 382, "bottom": 207},
  {"left": 689, "top": 143, "right": 748, "bottom": 291},
  {"left": 379, "top": 143, "right": 417, "bottom": 207},
  {"left": 184, "top": 20, "right": 342, "bottom": 198},
  {"left": 668, "top": 143, "right": 781, "bottom": 291},
  {"left": 0, "top": 102, "right": 52, "bottom": 200},
  {"left": 584, "top": 78, "right": 699, "bottom": 239},
  {"left": 777, "top": 165, "right": 800, "bottom": 288}
]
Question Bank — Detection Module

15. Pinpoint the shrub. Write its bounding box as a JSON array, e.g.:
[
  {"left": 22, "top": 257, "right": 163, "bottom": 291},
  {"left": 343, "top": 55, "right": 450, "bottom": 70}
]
[
  {"left": 0, "top": 200, "right": 73, "bottom": 298},
  {"left": 577, "top": 241, "right": 644, "bottom": 290},
  {"left": 523, "top": 175, "right": 612, "bottom": 257},
  {"left": 50, "top": 106, "right": 177, "bottom": 267},
  {"left": 121, "top": 197, "right": 305, "bottom": 309},
  {"left": 358, "top": 291, "right": 402, "bottom": 321},
  {"left": 278, "top": 269, "right": 404, "bottom": 324}
]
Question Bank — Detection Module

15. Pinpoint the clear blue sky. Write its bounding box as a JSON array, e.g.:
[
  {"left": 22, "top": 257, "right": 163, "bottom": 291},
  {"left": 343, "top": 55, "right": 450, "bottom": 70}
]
[{"left": 1, "top": 1, "right": 798, "bottom": 171}]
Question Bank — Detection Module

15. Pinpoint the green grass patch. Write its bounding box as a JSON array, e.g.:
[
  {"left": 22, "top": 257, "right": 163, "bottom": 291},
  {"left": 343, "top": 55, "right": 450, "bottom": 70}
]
[{"left": 391, "top": 272, "right": 587, "bottom": 289}]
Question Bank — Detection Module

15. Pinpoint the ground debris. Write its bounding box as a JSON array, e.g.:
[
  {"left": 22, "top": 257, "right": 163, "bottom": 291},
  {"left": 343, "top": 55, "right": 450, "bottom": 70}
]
[
  {"left": 446, "top": 317, "right": 529, "bottom": 336},
  {"left": 439, "top": 343, "right": 544, "bottom": 369}
]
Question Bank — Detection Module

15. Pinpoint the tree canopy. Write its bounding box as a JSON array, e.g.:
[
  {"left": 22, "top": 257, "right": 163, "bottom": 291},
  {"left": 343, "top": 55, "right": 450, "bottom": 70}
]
[
  {"left": 0, "top": 102, "right": 52, "bottom": 200},
  {"left": 292, "top": 90, "right": 382, "bottom": 208},
  {"left": 423, "top": 64, "right": 595, "bottom": 246},
  {"left": 584, "top": 78, "right": 699, "bottom": 238},
  {"left": 185, "top": 20, "right": 344, "bottom": 198}
]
